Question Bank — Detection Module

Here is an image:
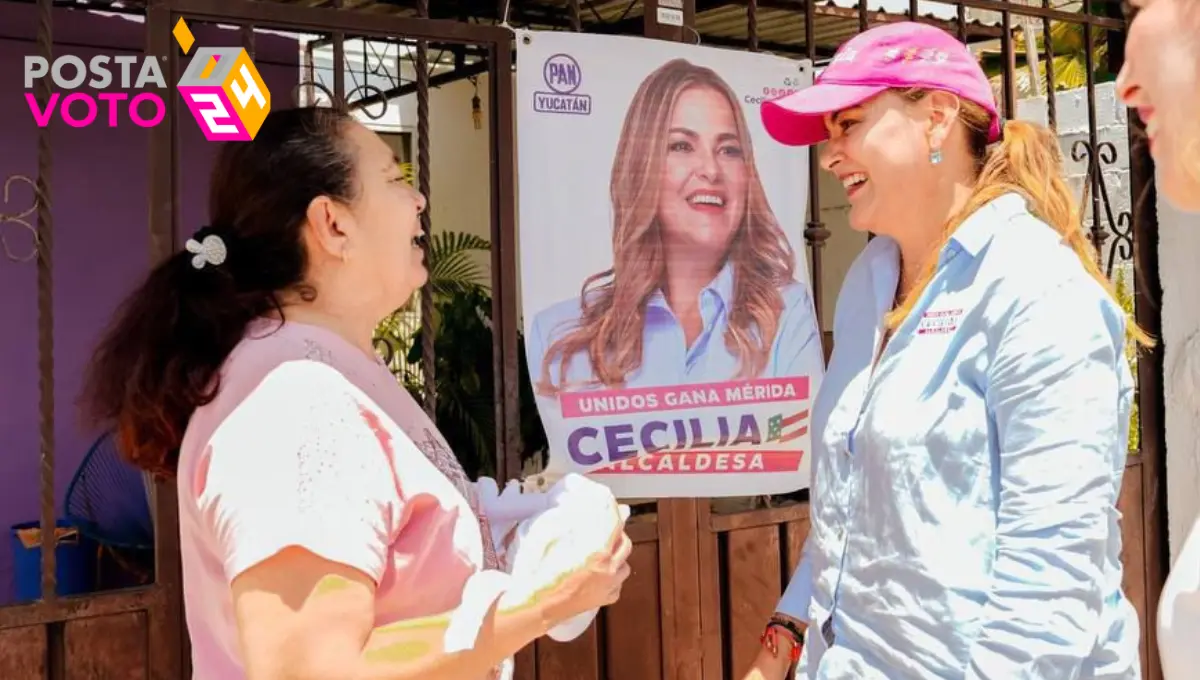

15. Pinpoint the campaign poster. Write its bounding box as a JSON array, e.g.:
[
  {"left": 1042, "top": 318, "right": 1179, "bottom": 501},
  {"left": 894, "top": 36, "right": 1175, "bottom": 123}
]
[{"left": 516, "top": 30, "right": 822, "bottom": 499}]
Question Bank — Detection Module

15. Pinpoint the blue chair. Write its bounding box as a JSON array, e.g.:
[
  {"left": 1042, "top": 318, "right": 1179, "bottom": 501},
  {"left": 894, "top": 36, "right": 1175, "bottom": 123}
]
[{"left": 62, "top": 431, "right": 156, "bottom": 590}]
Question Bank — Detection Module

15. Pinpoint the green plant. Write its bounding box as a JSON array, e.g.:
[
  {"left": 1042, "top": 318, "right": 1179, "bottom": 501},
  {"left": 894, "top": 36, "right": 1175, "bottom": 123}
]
[
  {"left": 980, "top": 19, "right": 1117, "bottom": 98},
  {"left": 424, "top": 231, "right": 492, "bottom": 298},
  {"left": 405, "top": 288, "right": 547, "bottom": 480},
  {"left": 372, "top": 230, "right": 492, "bottom": 376},
  {"left": 371, "top": 230, "right": 546, "bottom": 479}
]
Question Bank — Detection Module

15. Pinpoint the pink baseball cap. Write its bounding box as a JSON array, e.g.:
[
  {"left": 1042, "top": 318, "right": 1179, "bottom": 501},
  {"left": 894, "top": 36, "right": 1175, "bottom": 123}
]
[{"left": 761, "top": 22, "right": 1002, "bottom": 147}]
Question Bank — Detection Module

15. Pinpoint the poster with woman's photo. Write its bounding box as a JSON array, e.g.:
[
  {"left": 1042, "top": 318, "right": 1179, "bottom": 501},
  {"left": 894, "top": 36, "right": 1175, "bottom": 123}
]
[{"left": 516, "top": 30, "right": 820, "bottom": 499}]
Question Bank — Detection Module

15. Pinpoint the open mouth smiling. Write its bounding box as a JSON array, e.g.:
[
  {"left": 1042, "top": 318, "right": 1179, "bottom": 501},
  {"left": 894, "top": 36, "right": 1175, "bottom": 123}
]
[
  {"left": 687, "top": 190, "right": 727, "bottom": 210},
  {"left": 840, "top": 172, "right": 868, "bottom": 197}
]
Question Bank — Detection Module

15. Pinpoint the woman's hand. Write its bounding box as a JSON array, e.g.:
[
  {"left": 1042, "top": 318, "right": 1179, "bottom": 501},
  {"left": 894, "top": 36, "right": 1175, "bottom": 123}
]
[
  {"left": 536, "top": 527, "right": 633, "bottom": 626},
  {"left": 741, "top": 645, "right": 796, "bottom": 680},
  {"left": 741, "top": 615, "right": 805, "bottom": 680}
]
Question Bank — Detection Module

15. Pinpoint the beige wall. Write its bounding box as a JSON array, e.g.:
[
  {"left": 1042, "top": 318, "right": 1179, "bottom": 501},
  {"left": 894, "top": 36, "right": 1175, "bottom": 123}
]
[
  {"left": 390, "top": 75, "right": 496, "bottom": 293},
  {"left": 810, "top": 149, "right": 868, "bottom": 330}
]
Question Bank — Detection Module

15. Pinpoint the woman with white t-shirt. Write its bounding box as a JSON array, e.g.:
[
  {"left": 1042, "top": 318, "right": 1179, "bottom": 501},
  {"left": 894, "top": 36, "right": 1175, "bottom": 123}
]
[
  {"left": 1116, "top": 0, "right": 1200, "bottom": 677},
  {"left": 81, "top": 107, "right": 631, "bottom": 680}
]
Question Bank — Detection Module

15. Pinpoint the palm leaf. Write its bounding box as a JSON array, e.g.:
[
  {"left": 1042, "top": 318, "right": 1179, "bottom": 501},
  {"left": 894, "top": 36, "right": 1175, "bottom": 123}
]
[
  {"left": 983, "top": 17, "right": 1112, "bottom": 97},
  {"left": 426, "top": 231, "right": 491, "bottom": 297}
]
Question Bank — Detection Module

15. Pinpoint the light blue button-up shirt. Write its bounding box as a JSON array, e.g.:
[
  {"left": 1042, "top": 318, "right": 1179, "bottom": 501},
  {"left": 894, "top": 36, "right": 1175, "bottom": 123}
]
[
  {"left": 779, "top": 193, "right": 1141, "bottom": 679},
  {"left": 527, "top": 262, "right": 824, "bottom": 389}
]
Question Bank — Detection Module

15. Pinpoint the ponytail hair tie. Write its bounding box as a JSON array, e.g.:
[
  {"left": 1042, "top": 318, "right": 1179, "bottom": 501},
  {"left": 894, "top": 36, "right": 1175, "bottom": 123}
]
[{"left": 185, "top": 226, "right": 228, "bottom": 270}]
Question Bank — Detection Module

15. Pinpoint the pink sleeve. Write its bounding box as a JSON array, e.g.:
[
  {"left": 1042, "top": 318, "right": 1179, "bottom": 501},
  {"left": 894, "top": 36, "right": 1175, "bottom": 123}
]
[{"left": 197, "top": 360, "right": 402, "bottom": 584}]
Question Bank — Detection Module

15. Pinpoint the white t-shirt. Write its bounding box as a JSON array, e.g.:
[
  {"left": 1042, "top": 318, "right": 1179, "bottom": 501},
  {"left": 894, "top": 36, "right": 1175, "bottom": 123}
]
[
  {"left": 1159, "top": 514, "right": 1200, "bottom": 679},
  {"left": 176, "top": 319, "right": 497, "bottom": 679}
]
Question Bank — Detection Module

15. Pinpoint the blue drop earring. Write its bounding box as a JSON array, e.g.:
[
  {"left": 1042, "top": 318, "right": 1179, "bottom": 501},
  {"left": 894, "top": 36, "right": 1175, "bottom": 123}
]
[{"left": 930, "top": 148, "right": 943, "bottom": 165}]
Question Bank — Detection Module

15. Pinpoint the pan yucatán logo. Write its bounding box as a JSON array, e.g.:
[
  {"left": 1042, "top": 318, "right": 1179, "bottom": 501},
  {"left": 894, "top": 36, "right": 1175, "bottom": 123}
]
[{"left": 533, "top": 53, "right": 591, "bottom": 115}]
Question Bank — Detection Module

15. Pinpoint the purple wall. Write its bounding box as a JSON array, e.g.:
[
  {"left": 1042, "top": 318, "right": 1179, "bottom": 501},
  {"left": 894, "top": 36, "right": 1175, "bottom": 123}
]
[{"left": 0, "top": 6, "right": 299, "bottom": 604}]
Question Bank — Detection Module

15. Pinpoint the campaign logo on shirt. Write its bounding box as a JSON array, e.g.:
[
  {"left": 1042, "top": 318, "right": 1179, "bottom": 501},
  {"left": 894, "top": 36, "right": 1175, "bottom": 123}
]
[{"left": 917, "top": 308, "right": 963, "bottom": 335}]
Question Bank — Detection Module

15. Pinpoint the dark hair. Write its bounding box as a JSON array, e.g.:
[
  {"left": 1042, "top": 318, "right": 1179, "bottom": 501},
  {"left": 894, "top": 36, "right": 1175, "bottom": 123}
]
[{"left": 82, "top": 107, "right": 359, "bottom": 477}]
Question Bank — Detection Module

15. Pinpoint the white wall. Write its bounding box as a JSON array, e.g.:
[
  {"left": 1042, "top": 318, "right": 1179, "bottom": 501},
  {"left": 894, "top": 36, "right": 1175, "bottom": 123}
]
[
  {"left": 1018, "top": 82, "right": 1133, "bottom": 226},
  {"left": 810, "top": 154, "right": 868, "bottom": 330}
]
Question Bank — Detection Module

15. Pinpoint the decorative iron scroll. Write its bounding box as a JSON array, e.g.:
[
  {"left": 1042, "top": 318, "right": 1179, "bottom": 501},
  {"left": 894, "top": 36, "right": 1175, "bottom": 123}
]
[
  {"left": 292, "top": 33, "right": 430, "bottom": 119},
  {"left": 292, "top": 76, "right": 397, "bottom": 118},
  {"left": 1071, "top": 139, "right": 1133, "bottom": 280},
  {"left": 0, "top": 174, "right": 42, "bottom": 263}
]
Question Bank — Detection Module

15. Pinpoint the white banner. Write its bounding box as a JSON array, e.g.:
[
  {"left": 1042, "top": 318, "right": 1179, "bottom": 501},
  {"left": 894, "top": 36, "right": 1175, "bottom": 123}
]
[{"left": 516, "top": 30, "right": 822, "bottom": 499}]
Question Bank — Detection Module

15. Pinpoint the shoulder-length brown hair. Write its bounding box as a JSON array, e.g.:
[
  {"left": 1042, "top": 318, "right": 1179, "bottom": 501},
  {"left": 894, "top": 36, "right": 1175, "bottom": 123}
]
[{"left": 536, "top": 58, "right": 796, "bottom": 396}]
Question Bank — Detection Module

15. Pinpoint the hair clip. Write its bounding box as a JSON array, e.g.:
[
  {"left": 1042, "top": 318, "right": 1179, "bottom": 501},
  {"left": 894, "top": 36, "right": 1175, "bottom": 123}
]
[{"left": 185, "top": 233, "right": 227, "bottom": 270}]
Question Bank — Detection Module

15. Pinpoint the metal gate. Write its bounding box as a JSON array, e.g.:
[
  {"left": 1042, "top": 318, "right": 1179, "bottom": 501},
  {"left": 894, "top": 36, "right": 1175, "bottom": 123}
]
[{"left": 0, "top": 0, "right": 515, "bottom": 675}]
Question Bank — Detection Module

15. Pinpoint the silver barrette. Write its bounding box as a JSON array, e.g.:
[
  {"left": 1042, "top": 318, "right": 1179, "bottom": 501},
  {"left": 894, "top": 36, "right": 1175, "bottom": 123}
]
[{"left": 185, "top": 234, "right": 227, "bottom": 270}]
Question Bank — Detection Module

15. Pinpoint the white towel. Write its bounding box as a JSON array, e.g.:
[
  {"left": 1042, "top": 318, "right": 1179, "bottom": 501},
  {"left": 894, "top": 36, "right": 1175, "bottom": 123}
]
[
  {"left": 500, "top": 473, "right": 628, "bottom": 642},
  {"left": 442, "top": 473, "right": 627, "bottom": 673}
]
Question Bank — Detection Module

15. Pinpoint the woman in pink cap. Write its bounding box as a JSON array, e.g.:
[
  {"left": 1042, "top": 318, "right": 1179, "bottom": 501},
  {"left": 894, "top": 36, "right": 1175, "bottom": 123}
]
[
  {"left": 1116, "top": 1, "right": 1200, "bottom": 678},
  {"left": 743, "top": 21, "right": 1150, "bottom": 680}
]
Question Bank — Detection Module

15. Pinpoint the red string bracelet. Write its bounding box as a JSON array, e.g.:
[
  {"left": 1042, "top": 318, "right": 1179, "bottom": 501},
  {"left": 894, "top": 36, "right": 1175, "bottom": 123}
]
[{"left": 760, "top": 622, "right": 802, "bottom": 663}]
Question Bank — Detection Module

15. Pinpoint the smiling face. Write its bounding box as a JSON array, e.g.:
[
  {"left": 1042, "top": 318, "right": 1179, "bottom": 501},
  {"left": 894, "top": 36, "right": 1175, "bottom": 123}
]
[
  {"left": 338, "top": 122, "right": 429, "bottom": 310},
  {"left": 1116, "top": 0, "right": 1200, "bottom": 211},
  {"left": 655, "top": 85, "right": 749, "bottom": 259},
  {"left": 818, "top": 91, "right": 936, "bottom": 233}
]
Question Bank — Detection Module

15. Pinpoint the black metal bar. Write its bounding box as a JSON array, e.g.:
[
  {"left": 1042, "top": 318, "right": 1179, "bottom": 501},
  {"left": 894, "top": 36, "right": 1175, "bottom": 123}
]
[
  {"left": 331, "top": 0, "right": 345, "bottom": 105},
  {"left": 1042, "top": 0, "right": 1056, "bottom": 129},
  {"left": 33, "top": 0, "right": 55, "bottom": 609},
  {"left": 489, "top": 39, "right": 521, "bottom": 484},
  {"left": 1083, "top": 16, "right": 1105, "bottom": 256},
  {"left": 415, "top": 0, "right": 436, "bottom": 419},
  {"left": 804, "top": 0, "right": 828, "bottom": 327},
  {"left": 303, "top": 37, "right": 317, "bottom": 106},
  {"left": 747, "top": 0, "right": 758, "bottom": 51},
  {"left": 240, "top": 23, "right": 255, "bottom": 59},
  {"left": 146, "top": 1, "right": 185, "bottom": 676},
  {"left": 1000, "top": 8, "right": 1015, "bottom": 118}
]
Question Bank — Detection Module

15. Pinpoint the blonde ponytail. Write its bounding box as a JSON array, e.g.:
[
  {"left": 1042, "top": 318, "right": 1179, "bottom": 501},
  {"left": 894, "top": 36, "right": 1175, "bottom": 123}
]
[{"left": 886, "top": 91, "right": 1154, "bottom": 349}]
